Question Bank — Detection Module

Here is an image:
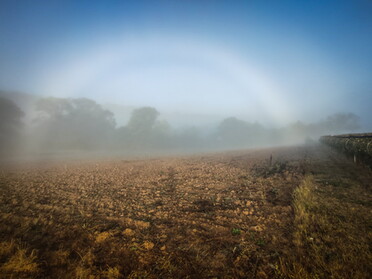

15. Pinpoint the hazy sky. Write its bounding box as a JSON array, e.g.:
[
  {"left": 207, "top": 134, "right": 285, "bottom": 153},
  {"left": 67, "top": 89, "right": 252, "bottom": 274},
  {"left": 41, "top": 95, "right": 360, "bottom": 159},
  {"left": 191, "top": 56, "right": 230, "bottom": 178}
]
[{"left": 0, "top": 0, "right": 371, "bottom": 127}]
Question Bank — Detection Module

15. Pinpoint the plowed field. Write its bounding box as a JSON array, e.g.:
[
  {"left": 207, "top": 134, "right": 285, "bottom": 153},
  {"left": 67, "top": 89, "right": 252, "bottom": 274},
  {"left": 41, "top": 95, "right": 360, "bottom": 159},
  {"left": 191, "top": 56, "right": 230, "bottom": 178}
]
[{"left": 0, "top": 145, "right": 370, "bottom": 278}]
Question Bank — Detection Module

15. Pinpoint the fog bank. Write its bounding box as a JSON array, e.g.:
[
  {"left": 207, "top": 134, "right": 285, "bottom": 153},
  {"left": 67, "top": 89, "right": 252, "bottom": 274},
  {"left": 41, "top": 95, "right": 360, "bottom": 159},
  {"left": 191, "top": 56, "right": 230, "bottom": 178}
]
[{"left": 0, "top": 92, "right": 362, "bottom": 161}]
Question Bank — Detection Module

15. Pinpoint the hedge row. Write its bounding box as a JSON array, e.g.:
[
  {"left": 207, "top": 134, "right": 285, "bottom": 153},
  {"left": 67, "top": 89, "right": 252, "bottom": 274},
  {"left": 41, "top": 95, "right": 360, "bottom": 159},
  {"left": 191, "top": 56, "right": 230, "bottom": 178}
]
[{"left": 320, "top": 133, "right": 372, "bottom": 167}]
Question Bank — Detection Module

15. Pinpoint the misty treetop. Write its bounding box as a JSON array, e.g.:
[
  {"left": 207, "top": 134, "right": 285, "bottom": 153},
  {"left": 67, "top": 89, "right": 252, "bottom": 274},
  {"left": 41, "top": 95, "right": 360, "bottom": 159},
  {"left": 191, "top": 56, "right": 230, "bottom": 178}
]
[
  {"left": 0, "top": 95, "right": 362, "bottom": 156},
  {"left": 0, "top": 97, "right": 24, "bottom": 153},
  {"left": 36, "top": 97, "right": 116, "bottom": 127},
  {"left": 0, "top": 97, "right": 24, "bottom": 132},
  {"left": 33, "top": 97, "right": 116, "bottom": 150},
  {"left": 115, "top": 107, "right": 172, "bottom": 150},
  {"left": 127, "top": 107, "right": 159, "bottom": 133}
]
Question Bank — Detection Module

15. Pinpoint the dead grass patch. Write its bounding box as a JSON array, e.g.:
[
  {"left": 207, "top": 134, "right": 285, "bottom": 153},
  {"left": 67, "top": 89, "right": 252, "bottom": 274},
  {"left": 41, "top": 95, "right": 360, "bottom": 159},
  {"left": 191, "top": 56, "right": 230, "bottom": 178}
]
[
  {"left": 278, "top": 151, "right": 372, "bottom": 279},
  {"left": 0, "top": 240, "right": 39, "bottom": 278}
]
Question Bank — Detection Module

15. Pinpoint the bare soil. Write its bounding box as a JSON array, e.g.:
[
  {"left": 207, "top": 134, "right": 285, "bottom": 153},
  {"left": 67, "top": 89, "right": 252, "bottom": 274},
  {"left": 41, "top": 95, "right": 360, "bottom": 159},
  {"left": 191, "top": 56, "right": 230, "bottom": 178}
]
[{"left": 0, "top": 145, "right": 370, "bottom": 278}]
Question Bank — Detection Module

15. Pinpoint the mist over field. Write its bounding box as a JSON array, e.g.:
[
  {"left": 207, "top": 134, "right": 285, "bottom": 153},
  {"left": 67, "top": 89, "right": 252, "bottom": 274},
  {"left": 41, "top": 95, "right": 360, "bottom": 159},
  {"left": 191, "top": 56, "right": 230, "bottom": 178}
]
[
  {"left": 0, "top": 0, "right": 371, "bottom": 160},
  {"left": 0, "top": 91, "right": 362, "bottom": 159}
]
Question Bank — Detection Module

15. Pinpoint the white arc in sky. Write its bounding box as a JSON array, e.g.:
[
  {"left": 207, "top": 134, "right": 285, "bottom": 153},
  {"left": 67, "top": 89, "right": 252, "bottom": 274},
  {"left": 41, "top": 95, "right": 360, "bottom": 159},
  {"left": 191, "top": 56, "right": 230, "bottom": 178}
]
[{"left": 39, "top": 36, "right": 293, "bottom": 125}]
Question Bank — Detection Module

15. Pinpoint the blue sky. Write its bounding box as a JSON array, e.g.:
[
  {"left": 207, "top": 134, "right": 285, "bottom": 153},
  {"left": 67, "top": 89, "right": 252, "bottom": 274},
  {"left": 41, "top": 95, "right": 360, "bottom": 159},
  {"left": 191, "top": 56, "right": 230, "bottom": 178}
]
[{"left": 0, "top": 0, "right": 371, "bottom": 127}]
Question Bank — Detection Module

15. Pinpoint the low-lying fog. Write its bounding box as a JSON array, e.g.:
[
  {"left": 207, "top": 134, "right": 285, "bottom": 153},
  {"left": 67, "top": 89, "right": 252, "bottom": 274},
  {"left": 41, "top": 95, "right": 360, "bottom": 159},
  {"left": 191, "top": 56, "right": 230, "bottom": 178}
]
[{"left": 0, "top": 91, "right": 363, "bottom": 161}]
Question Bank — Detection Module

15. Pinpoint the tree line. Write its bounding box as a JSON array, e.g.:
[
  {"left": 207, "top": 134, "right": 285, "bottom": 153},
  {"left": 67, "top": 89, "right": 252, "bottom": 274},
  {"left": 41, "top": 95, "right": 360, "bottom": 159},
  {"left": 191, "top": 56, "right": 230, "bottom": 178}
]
[{"left": 0, "top": 96, "right": 360, "bottom": 156}]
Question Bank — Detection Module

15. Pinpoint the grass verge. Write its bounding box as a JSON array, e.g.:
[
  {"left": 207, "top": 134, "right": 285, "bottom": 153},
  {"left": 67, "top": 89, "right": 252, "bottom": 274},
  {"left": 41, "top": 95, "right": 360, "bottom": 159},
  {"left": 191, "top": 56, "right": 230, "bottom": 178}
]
[{"left": 278, "top": 175, "right": 371, "bottom": 279}]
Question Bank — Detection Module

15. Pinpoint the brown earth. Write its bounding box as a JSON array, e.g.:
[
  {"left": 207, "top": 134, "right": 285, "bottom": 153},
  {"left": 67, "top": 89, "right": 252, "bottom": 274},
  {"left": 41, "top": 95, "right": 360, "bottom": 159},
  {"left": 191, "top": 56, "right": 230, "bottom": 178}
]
[{"left": 0, "top": 145, "right": 370, "bottom": 278}]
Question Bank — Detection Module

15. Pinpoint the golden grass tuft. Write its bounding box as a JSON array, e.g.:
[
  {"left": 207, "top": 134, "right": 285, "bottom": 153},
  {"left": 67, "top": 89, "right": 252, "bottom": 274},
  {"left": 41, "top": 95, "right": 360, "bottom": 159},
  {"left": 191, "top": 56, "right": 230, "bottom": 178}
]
[
  {"left": 75, "top": 265, "right": 96, "bottom": 279},
  {"left": 0, "top": 244, "right": 39, "bottom": 276},
  {"left": 103, "top": 266, "right": 121, "bottom": 279},
  {"left": 95, "top": 231, "right": 111, "bottom": 243}
]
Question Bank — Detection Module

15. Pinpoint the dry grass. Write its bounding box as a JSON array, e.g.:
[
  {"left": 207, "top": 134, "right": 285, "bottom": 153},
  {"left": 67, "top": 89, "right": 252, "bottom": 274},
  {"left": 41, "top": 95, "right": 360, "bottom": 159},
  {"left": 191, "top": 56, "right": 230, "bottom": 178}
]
[
  {"left": 0, "top": 240, "right": 39, "bottom": 278},
  {"left": 278, "top": 145, "right": 372, "bottom": 279}
]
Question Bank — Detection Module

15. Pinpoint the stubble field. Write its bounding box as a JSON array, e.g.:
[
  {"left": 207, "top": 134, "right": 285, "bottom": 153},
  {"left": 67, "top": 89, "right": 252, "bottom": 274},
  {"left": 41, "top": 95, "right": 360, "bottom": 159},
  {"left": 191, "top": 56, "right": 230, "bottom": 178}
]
[{"left": 0, "top": 145, "right": 371, "bottom": 278}]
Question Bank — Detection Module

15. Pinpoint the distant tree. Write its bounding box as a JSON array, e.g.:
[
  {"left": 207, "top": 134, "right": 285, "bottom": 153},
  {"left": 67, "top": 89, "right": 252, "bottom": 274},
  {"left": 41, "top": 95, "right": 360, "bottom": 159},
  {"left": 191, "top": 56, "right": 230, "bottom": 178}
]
[
  {"left": 124, "top": 107, "right": 160, "bottom": 148},
  {"left": 0, "top": 97, "right": 24, "bottom": 130},
  {"left": 34, "top": 97, "right": 116, "bottom": 150},
  {"left": 279, "top": 113, "right": 361, "bottom": 144},
  {"left": 0, "top": 97, "right": 24, "bottom": 152},
  {"left": 127, "top": 107, "right": 159, "bottom": 134},
  {"left": 36, "top": 97, "right": 73, "bottom": 118}
]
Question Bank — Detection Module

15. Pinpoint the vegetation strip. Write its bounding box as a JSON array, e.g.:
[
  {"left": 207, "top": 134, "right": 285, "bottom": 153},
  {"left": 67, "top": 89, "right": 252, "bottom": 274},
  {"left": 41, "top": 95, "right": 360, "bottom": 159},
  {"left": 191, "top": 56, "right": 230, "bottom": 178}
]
[
  {"left": 278, "top": 145, "right": 372, "bottom": 279},
  {"left": 320, "top": 134, "right": 372, "bottom": 167}
]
